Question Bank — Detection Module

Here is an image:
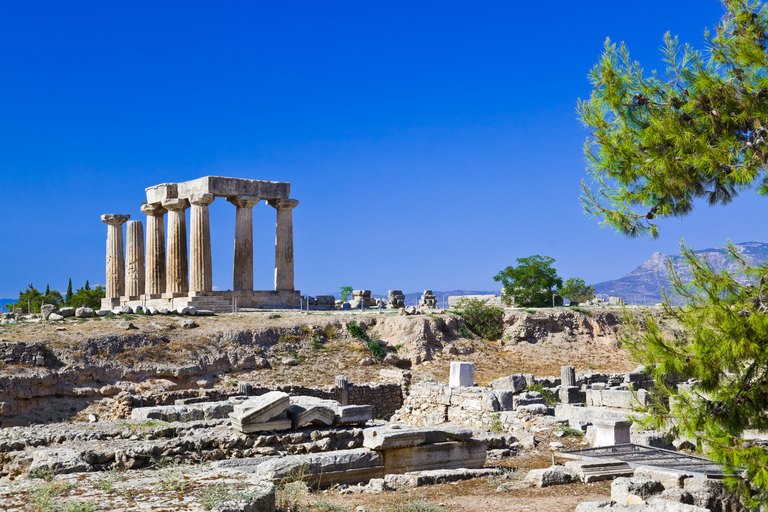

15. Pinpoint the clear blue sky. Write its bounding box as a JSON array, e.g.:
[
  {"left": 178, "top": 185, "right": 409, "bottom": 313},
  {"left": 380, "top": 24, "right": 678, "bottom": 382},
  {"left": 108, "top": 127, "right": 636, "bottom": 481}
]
[{"left": 1, "top": 1, "right": 765, "bottom": 298}]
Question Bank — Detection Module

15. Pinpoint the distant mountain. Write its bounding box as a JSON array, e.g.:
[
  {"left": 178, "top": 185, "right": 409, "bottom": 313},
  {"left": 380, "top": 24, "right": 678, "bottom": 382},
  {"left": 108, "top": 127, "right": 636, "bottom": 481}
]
[{"left": 593, "top": 242, "right": 768, "bottom": 305}]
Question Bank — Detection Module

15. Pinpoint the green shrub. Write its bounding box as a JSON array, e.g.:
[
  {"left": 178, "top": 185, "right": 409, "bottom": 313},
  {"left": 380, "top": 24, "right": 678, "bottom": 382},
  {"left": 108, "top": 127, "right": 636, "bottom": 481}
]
[
  {"left": 525, "top": 383, "right": 557, "bottom": 407},
  {"left": 347, "top": 322, "right": 384, "bottom": 359},
  {"left": 457, "top": 325, "right": 472, "bottom": 339},
  {"left": 456, "top": 298, "right": 504, "bottom": 341}
]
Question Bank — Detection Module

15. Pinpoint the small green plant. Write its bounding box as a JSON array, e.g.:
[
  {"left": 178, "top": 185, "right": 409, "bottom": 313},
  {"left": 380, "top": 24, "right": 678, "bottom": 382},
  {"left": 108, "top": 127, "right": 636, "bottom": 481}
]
[
  {"left": 525, "top": 383, "right": 557, "bottom": 407},
  {"left": 153, "top": 460, "right": 196, "bottom": 492},
  {"left": 521, "top": 308, "right": 537, "bottom": 314},
  {"left": 198, "top": 482, "right": 256, "bottom": 510},
  {"left": 311, "top": 336, "right": 324, "bottom": 350},
  {"left": 455, "top": 298, "right": 504, "bottom": 340},
  {"left": 29, "top": 479, "right": 89, "bottom": 512},
  {"left": 568, "top": 306, "right": 593, "bottom": 316},
  {"left": 383, "top": 499, "right": 446, "bottom": 512},
  {"left": 122, "top": 314, "right": 135, "bottom": 321},
  {"left": 286, "top": 348, "right": 307, "bottom": 364},
  {"left": 94, "top": 470, "right": 121, "bottom": 493},
  {"left": 348, "top": 322, "right": 384, "bottom": 359},
  {"left": 26, "top": 469, "right": 54, "bottom": 481},
  {"left": 457, "top": 325, "right": 472, "bottom": 339},
  {"left": 339, "top": 286, "right": 353, "bottom": 302},
  {"left": 488, "top": 412, "right": 503, "bottom": 433},
  {"left": 554, "top": 426, "right": 584, "bottom": 437}
]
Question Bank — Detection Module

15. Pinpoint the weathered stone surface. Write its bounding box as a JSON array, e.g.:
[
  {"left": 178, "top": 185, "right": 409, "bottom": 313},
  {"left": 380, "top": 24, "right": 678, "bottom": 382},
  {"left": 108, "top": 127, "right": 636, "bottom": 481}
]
[
  {"left": 594, "top": 419, "right": 632, "bottom": 447},
  {"left": 646, "top": 497, "right": 710, "bottom": 511},
  {"left": 611, "top": 477, "right": 664, "bottom": 506},
  {"left": 384, "top": 468, "right": 500, "bottom": 488},
  {"left": 59, "top": 307, "right": 75, "bottom": 318},
  {"left": 449, "top": 362, "right": 474, "bottom": 387},
  {"left": 41, "top": 304, "right": 56, "bottom": 320},
  {"left": 29, "top": 448, "right": 90, "bottom": 475},
  {"left": 335, "top": 404, "right": 372, "bottom": 425},
  {"left": 416, "top": 425, "right": 473, "bottom": 443},
  {"left": 683, "top": 477, "right": 748, "bottom": 512},
  {"left": 48, "top": 313, "right": 64, "bottom": 321},
  {"left": 634, "top": 466, "right": 691, "bottom": 490},
  {"left": 493, "top": 390, "right": 516, "bottom": 411},
  {"left": 214, "top": 479, "right": 276, "bottom": 512},
  {"left": 229, "top": 391, "right": 290, "bottom": 429},
  {"left": 75, "top": 307, "right": 95, "bottom": 319},
  {"left": 512, "top": 391, "right": 546, "bottom": 410},
  {"left": 382, "top": 439, "right": 487, "bottom": 473},
  {"left": 287, "top": 397, "right": 335, "bottom": 429},
  {"left": 524, "top": 465, "right": 578, "bottom": 487},
  {"left": 255, "top": 448, "right": 383, "bottom": 482},
  {"left": 565, "top": 459, "right": 634, "bottom": 483},
  {"left": 489, "top": 374, "right": 528, "bottom": 393},
  {"left": 574, "top": 502, "right": 616, "bottom": 512},
  {"left": 131, "top": 401, "right": 237, "bottom": 422},
  {"left": 658, "top": 488, "right": 695, "bottom": 505},
  {"left": 363, "top": 426, "right": 426, "bottom": 450},
  {"left": 517, "top": 404, "right": 548, "bottom": 415}
]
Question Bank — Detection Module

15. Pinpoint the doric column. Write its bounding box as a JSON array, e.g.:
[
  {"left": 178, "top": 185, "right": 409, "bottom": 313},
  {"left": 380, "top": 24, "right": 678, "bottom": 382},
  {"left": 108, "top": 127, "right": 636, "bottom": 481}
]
[
  {"left": 189, "top": 193, "right": 215, "bottom": 293},
  {"left": 269, "top": 198, "right": 299, "bottom": 291},
  {"left": 163, "top": 198, "right": 190, "bottom": 294},
  {"left": 228, "top": 195, "right": 260, "bottom": 291},
  {"left": 141, "top": 203, "right": 166, "bottom": 296},
  {"left": 101, "top": 214, "right": 130, "bottom": 299},
  {"left": 125, "top": 220, "right": 145, "bottom": 297}
]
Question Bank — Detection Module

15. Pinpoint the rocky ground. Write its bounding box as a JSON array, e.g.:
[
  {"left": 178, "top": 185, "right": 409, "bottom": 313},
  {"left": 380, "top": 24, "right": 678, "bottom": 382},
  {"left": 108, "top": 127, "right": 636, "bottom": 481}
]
[{"left": 0, "top": 306, "right": 647, "bottom": 511}]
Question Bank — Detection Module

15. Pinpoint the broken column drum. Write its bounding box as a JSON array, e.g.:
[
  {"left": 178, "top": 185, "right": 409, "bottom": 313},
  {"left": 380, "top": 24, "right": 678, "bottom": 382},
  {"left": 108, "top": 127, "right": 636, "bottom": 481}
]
[
  {"left": 100, "top": 176, "right": 301, "bottom": 312},
  {"left": 561, "top": 366, "right": 576, "bottom": 387}
]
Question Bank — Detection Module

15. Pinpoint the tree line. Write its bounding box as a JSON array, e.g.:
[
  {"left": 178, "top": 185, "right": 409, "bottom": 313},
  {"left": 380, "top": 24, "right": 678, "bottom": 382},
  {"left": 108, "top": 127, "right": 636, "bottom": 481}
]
[{"left": 4, "top": 279, "right": 105, "bottom": 313}]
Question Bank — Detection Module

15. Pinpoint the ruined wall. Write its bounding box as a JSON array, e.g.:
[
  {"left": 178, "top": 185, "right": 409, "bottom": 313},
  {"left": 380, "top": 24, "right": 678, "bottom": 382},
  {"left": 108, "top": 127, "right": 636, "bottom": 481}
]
[{"left": 0, "top": 342, "right": 50, "bottom": 368}]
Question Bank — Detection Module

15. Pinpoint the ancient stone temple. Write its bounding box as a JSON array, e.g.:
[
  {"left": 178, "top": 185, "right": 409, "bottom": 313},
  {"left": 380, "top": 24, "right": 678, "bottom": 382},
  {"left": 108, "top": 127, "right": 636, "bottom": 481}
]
[{"left": 101, "top": 176, "right": 300, "bottom": 312}]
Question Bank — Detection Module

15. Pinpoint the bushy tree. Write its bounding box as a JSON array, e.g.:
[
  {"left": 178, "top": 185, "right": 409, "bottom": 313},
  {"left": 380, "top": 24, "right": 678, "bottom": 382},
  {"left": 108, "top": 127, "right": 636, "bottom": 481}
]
[
  {"left": 14, "top": 284, "right": 63, "bottom": 313},
  {"left": 579, "top": 0, "right": 768, "bottom": 238},
  {"left": 559, "top": 277, "right": 595, "bottom": 305},
  {"left": 493, "top": 255, "right": 563, "bottom": 307},
  {"left": 339, "top": 286, "right": 353, "bottom": 302},
  {"left": 579, "top": 1, "right": 768, "bottom": 504},
  {"left": 455, "top": 297, "right": 504, "bottom": 340},
  {"left": 67, "top": 283, "right": 105, "bottom": 309}
]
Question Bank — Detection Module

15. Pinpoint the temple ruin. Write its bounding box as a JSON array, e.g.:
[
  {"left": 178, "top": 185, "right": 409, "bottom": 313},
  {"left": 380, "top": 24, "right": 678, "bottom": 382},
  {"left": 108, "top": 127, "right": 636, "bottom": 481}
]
[{"left": 100, "top": 176, "right": 300, "bottom": 312}]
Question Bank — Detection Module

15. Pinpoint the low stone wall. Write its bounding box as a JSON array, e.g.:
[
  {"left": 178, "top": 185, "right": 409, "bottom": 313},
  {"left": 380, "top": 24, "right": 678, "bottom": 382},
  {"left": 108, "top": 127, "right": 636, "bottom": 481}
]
[
  {"left": 348, "top": 383, "right": 403, "bottom": 419},
  {"left": 0, "top": 342, "right": 49, "bottom": 368}
]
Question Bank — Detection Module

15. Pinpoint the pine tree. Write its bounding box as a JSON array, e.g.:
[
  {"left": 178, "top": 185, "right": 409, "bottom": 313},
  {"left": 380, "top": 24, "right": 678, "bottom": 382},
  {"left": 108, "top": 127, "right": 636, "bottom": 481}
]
[
  {"left": 84, "top": 280, "right": 90, "bottom": 291},
  {"left": 65, "top": 278, "right": 73, "bottom": 305},
  {"left": 580, "top": 1, "right": 768, "bottom": 505}
]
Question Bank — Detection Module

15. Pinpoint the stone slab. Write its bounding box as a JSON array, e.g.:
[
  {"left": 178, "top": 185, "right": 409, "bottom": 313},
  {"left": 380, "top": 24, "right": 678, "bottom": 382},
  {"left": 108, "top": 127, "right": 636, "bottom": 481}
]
[
  {"left": 230, "top": 416, "right": 292, "bottom": 433},
  {"left": 230, "top": 391, "right": 290, "bottom": 427},
  {"left": 489, "top": 374, "right": 528, "bottom": 393},
  {"left": 287, "top": 401, "right": 335, "bottom": 429},
  {"left": 565, "top": 459, "right": 635, "bottom": 483},
  {"left": 384, "top": 468, "right": 500, "bottom": 488},
  {"left": 449, "top": 362, "right": 475, "bottom": 387},
  {"left": 382, "top": 439, "right": 488, "bottom": 473},
  {"left": 254, "top": 448, "right": 383, "bottom": 483},
  {"left": 363, "top": 426, "right": 426, "bottom": 450}
]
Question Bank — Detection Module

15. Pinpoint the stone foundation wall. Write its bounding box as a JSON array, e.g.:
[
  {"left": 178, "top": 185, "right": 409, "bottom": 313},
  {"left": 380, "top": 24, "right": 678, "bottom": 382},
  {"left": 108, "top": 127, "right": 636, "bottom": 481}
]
[
  {"left": 391, "top": 383, "right": 500, "bottom": 429},
  {"left": 348, "top": 383, "right": 403, "bottom": 419},
  {"left": 0, "top": 342, "right": 49, "bottom": 368}
]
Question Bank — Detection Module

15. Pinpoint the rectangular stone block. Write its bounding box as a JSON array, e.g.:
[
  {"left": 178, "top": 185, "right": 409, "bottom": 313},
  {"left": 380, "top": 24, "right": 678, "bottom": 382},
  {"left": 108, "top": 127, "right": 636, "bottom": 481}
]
[
  {"left": 363, "top": 426, "right": 426, "bottom": 450},
  {"left": 382, "top": 440, "right": 488, "bottom": 473},
  {"left": 593, "top": 419, "right": 631, "bottom": 447},
  {"left": 449, "top": 362, "right": 475, "bottom": 387},
  {"left": 229, "top": 391, "right": 290, "bottom": 429}
]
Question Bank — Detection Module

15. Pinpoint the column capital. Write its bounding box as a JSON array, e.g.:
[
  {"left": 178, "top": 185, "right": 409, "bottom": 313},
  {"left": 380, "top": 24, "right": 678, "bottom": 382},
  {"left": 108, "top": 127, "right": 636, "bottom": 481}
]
[
  {"left": 141, "top": 203, "right": 167, "bottom": 216},
  {"left": 228, "top": 195, "right": 260, "bottom": 208},
  {"left": 162, "top": 198, "right": 190, "bottom": 211},
  {"left": 101, "top": 214, "right": 130, "bottom": 225},
  {"left": 268, "top": 198, "right": 299, "bottom": 210},
  {"left": 189, "top": 193, "right": 215, "bottom": 206}
]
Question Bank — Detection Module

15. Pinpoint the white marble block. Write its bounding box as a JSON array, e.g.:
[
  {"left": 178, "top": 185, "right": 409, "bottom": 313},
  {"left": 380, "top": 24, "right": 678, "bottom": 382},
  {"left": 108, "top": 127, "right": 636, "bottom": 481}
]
[
  {"left": 449, "top": 362, "right": 475, "bottom": 387},
  {"left": 593, "top": 419, "right": 631, "bottom": 447}
]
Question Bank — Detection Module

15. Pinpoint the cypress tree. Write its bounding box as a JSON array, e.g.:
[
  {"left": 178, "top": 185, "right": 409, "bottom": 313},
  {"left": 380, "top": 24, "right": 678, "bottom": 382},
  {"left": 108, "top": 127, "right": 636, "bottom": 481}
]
[{"left": 65, "top": 278, "right": 73, "bottom": 305}]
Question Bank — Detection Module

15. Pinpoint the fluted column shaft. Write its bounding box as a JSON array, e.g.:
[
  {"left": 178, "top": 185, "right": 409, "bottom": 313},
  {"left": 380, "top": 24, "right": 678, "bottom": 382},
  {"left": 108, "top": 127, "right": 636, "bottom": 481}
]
[
  {"left": 141, "top": 203, "right": 167, "bottom": 296},
  {"left": 163, "top": 198, "right": 190, "bottom": 294},
  {"left": 228, "top": 195, "right": 260, "bottom": 291},
  {"left": 101, "top": 214, "right": 130, "bottom": 299},
  {"left": 269, "top": 199, "right": 299, "bottom": 291},
  {"left": 125, "top": 220, "right": 145, "bottom": 297},
  {"left": 190, "top": 193, "right": 215, "bottom": 292}
]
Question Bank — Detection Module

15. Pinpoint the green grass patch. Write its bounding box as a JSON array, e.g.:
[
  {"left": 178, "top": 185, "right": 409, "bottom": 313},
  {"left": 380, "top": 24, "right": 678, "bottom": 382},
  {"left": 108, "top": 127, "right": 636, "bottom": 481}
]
[
  {"left": 525, "top": 383, "right": 557, "bottom": 407},
  {"left": 568, "top": 306, "right": 592, "bottom": 316},
  {"left": 348, "top": 322, "right": 384, "bottom": 359}
]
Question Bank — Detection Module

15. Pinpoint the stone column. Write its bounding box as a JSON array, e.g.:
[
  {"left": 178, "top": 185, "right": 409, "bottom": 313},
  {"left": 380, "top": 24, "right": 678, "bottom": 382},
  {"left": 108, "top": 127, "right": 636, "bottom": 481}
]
[
  {"left": 228, "top": 195, "right": 260, "bottom": 291},
  {"left": 101, "top": 214, "right": 130, "bottom": 300},
  {"left": 141, "top": 203, "right": 166, "bottom": 296},
  {"left": 335, "top": 376, "right": 349, "bottom": 406},
  {"left": 125, "top": 220, "right": 145, "bottom": 298},
  {"left": 163, "top": 198, "right": 190, "bottom": 294},
  {"left": 268, "top": 198, "right": 299, "bottom": 291},
  {"left": 561, "top": 366, "right": 576, "bottom": 387},
  {"left": 189, "top": 193, "right": 215, "bottom": 293}
]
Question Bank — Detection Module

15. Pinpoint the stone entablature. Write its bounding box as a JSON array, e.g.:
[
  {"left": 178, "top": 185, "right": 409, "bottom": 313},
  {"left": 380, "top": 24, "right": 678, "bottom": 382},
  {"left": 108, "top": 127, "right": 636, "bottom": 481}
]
[{"left": 101, "top": 176, "right": 300, "bottom": 312}]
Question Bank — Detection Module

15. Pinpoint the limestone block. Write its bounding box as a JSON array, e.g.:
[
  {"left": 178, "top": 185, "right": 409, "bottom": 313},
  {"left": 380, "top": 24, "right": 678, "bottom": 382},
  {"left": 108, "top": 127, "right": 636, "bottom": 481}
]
[
  {"left": 232, "top": 416, "right": 292, "bottom": 434},
  {"left": 255, "top": 448, "right": 383, "bottom": 483},
  {"left": 382, "top": 439, "right": 488, "bottom": 473},
  {"left": 363, "top": 426, "right": 426, "bottom": 450},
  {"left": 229, "top": 391, "right": 290, "bottom": 430},
  {"left": 489, "top": 374, "right": 528, "bottom": 393},
  {"left": 48, "top": 313, "right": 64, "bottom": 321},
  {"left": 41, "top": 304, "right": 56, "bottom": 320},
  {"left": 449, "top": 362, "right": 475, "bottom": 387},
  {"left": 594, "top": 419, "right": 632, "bottom": 447},
  {"left": 493, "top": 390, "right": 516, "bottom": 411},
  {"left": 517, "top": 404, "right": 548, "bottom": 415},
  {"left": 565, "top": 459, "right": 634, "bottom": 483},
  {"left": 559, "top": 386, "right": 585, "bottom": 404},
  {"left": 611, "top": 476, "right": 664, "bottom": 505},
  {"left": 75, "top": 307, "right": 95, "bottom": 318},
  {"left": 646, "top": 497, "right": 709, "bottom": 511},
  {"left": 658, "top": 488, "right": 695, "bottom": 505},
  {"left": 59, "top": 307, "right": 75, "bottom": 318},
  {"left": 524, "top": 465, "right": 577, "bottom": 487},
  {"left": 512, "top": 391, "right": 546, "bottom": 410},
  {"left": 683, "top": 477, "right": 745, "bottom": 512},
  {"left": 334, "top": 404, "right": 372, "bottom": 425},
  {"left": 634, "top": 466, "right": 691, "bottom": 489},
  {"left": 216, "top": 479, "right": 275, "bottom": 512},
  {"left": 416, "top": 425, "right": 473, "bottom": 443},
  {"left": 96, "top": 310, "right": 111, "bottom": 316},
  {"left": 287, "top": 398, "right": 336, "bottom": 429},
  {"left": 384, "top": 468, "right": 500, "bottom": 489},
  {"left": 29, "top": 448, "right": 91, "bottom": 475}
]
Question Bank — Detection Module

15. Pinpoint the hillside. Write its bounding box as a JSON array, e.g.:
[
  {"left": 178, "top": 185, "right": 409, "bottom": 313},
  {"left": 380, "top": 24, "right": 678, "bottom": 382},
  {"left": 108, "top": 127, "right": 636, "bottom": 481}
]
[{"left": 593, "top": 241, "right": 768, "bottom": 304}]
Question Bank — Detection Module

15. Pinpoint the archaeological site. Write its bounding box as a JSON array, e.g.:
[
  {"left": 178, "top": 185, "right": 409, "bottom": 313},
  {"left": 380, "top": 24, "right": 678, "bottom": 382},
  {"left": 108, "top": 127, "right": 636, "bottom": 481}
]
[{"left": 0, "top": 177, "right": 761, "bottom": 512}]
